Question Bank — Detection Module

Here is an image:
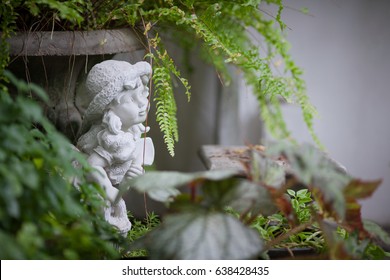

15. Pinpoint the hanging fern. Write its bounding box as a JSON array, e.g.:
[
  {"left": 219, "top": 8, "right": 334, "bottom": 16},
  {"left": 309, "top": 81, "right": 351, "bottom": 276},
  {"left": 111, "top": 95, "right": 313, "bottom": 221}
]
[
  {"left": 1, "top": 0, "right": 321, "bottom": 155},
  {"left": 152, "top": 64, "right": 178, "bottom": 157},
  {"left": 138, "top": 1, "right": 320, "bottom": 152},
  {"left": 146, "top": 35, "right": 191, "bottom": 157},
  {"left": 193, "top": 1, "right": 320, "bottom": 145}
]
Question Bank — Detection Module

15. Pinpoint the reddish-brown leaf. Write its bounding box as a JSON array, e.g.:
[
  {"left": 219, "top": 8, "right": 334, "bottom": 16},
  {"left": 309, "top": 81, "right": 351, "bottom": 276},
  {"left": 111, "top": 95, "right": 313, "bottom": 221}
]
[
  {"left": 330, "top": 242, "right": 352, "bottom": 260},
  {"left": 273, "top": 194, "right": 292, "bottom": 217},
  {"left": 343, "top": 198, "right": 370, "bottom": 238},
  {"left": 343, "top": 179, "right": 382, "bottom": 199}
]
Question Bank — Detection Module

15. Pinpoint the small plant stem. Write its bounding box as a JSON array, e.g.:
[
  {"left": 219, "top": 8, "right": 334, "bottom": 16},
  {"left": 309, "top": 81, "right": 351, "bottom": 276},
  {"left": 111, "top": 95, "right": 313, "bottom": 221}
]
[
  {"left": 286, "top": 246, "right": 294, "bottom": 257},
  {"left": 263, "top": 220, "right": 313, "bottom": 251},
  {"left": 189, "top": 182, "right": 197, "bottom": 202},
  {"left": 140, "top": 14, "right": 153, "bottom": 218},
  {"left": 242, "top": 210, "right": 261, "bottom": 225}
]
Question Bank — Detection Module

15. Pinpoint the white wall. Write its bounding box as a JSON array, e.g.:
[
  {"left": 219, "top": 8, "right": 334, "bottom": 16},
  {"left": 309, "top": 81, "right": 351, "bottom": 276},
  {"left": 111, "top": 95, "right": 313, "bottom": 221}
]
[{"left": 278, "top": 0, "right": 390, "bottom": 226}]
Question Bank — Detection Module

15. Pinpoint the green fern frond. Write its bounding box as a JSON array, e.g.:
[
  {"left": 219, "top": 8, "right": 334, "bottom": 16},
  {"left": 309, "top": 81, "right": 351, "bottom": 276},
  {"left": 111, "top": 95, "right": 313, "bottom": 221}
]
[
  {"left": 153, "top": 63, "right": 178, "bottom": 157},
  {"left": 213, "top": 0, "right": 322, "bottom": 147},
  {"left": 189, "top": 3, "right": 297, "bottom": 140},
  {"left": 250, "top": 9, "right": 320, "bottom": 146},
  {"left": 147, "top": 35, "right": 191, "bottom": 156}
]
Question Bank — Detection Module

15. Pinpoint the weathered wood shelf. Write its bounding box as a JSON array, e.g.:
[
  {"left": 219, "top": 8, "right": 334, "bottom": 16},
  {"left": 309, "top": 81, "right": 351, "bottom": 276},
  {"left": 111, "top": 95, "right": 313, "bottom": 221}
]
[{"left": 198, "top": 145, "right": 267, "bottom": 176}]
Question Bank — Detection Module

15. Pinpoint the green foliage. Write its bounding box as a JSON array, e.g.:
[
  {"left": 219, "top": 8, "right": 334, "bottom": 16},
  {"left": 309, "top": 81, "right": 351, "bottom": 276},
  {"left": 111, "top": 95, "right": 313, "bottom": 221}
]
[
  {"left": 0, "top": 1, "right": 19, "bottom": 88},
  {"left": 1, "top": 0, "right": 320, "bottom": 155},
  {"left": 249, "top": 213, "right": 325, "bottom": 252},
  {"left": 24, "top": 0, "right": 85, "bottom": 26},
  {"left": 128, "top": 142, "right": 389, "bottom": 259},
  {"left": 0, "top": 72, "right": 124, "bottom": 259},
  {"left": 336, "top": 227, "right": 389, "bottom": 260},
  {"left": 124, "top": 212, "right": 160, "bottom": 258},
  {"left": 287, "top": 189, "right": 313, "bottom": 223},
  {"left": 227, "top": 188, "right": 325, "bottom": 255}
]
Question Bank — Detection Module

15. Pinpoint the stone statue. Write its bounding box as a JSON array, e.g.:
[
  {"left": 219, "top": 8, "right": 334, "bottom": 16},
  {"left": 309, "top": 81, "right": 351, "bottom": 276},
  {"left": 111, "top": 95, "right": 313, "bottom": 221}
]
[{"left": 77, "top": 60, "right": 154, "bottom": 236}]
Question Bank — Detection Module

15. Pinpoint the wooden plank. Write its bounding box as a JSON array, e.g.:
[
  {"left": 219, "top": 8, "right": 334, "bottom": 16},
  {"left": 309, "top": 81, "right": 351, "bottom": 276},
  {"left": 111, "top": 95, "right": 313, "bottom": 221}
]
[{"left": 198, "top": 145, "right": 266, "bottom": 176}]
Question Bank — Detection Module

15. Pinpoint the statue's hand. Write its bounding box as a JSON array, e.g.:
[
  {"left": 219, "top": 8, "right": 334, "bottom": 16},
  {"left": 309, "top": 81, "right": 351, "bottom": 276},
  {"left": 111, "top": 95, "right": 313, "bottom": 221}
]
[{"left": 125, "top": 164, "right": 144, "bottom": 179}]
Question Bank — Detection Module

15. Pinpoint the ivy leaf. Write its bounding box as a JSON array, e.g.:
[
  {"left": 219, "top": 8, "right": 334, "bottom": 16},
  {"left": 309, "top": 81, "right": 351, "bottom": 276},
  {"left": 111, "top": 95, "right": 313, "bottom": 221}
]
[
  {"left": 297, "top": 189, "right": 308, "bottom": 197},
  {"left": 134, "top": 211, "right": 263, "bottom": 259},
  {"left": 125, "top": 170, "right": 238, "bottom": 202},
  {"left": 286, "top": 189, "right": 295, "bottom": 197}
]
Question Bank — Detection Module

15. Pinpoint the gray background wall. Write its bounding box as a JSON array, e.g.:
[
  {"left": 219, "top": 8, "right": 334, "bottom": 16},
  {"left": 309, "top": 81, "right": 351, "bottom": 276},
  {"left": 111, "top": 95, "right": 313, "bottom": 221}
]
[{"left": 277, "top": 0, "right": 390, "bottom": 226}]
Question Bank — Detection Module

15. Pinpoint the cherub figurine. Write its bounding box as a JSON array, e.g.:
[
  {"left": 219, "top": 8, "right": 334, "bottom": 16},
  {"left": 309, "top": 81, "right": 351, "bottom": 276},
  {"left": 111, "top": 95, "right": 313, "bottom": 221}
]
[{"left": 77, "top": 60, "right": 154, "bottom": 235}]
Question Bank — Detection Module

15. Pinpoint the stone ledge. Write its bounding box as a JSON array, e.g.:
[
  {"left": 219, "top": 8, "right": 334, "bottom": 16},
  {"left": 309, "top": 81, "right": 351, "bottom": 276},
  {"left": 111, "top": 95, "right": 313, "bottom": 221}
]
[{"left": 6, "top": 29, "right": 145, "bottom": 56}]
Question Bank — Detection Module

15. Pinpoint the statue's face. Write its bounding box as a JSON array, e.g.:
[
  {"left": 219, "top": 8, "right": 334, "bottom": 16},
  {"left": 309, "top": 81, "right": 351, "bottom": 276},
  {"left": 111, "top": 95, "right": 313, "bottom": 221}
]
[{"left": 112, "top": 78, "right": 149, "bottom": 130}]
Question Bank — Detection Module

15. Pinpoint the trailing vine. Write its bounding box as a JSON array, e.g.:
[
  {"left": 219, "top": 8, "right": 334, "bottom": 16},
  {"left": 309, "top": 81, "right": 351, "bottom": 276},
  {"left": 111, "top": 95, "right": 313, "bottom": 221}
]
[{"left": 1, "top": 0, "right": 321, "bottom": 155}]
